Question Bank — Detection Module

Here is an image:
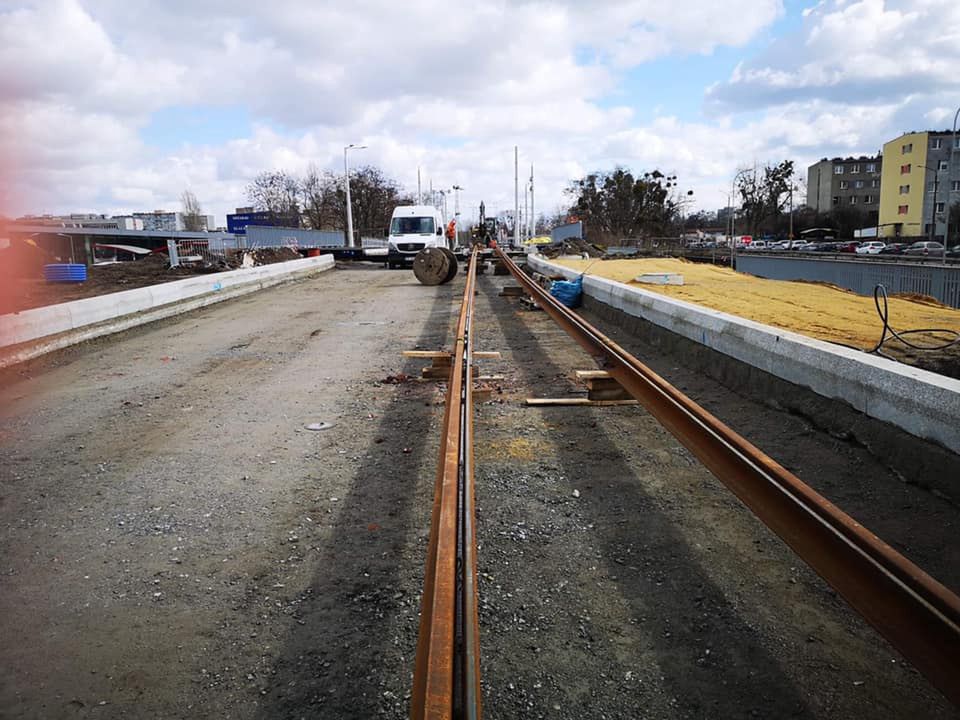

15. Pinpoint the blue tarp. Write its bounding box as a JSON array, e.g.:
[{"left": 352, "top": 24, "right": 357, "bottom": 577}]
[{"left": 550, "top": 275, "right": 583, "bottom": 308}]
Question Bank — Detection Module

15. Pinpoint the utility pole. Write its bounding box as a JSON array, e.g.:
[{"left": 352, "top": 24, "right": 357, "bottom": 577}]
[
  {"left": 514, "top": 146, "right": 519, "bottom": 248},
  {"left": 417, "top": 167, "right": 422, "bottom": 204}
]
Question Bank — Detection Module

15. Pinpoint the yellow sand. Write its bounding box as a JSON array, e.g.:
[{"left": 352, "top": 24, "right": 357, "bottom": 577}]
[{"left": 555, "top": 257, "right": 960, "bottom": 348}]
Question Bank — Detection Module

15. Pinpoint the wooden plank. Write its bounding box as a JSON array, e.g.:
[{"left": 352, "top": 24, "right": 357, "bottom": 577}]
[
  {"left": 574, "top": 370, "right": 611, "bottom": 380},
  {"left": 403, "top": 350, "right": 451, "bottom": 358},
  {"left": 476, "top": 375, "right": 505, "bottom": 381},
  {"left": 474, "top": 351, "right": 501, "bottom": 359},
  {"left": 525, "top": 398, "right": 639, "bottom": 407},
  {"left": 499, "top": 286, "right": 525, "bottom": 297}
]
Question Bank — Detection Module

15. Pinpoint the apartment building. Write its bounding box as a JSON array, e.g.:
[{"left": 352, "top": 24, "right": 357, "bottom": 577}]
[
  {"left": 878, "top": 131, "right": 960, "bottom": 240},
  {"left": 806, "top": 155, "right": 883, "bottom": 221}
]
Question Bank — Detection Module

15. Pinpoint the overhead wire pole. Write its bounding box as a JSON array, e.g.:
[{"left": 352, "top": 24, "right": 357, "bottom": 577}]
[
  {"left": 529, "top": 164, "right": 535, "bottom": 240},
  {"left": 453, "top": 185, "right": 463, "bottom": 246},
  {"left": 514, "top": 146, "right": 519, "bottom": 248}
]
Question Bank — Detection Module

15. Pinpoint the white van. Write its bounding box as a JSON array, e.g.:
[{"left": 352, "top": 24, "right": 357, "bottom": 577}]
[{"left": 387, "top": 205, "right": 446, "bottom": 268}]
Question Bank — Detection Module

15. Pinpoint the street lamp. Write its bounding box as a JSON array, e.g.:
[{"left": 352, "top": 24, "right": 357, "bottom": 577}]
[
  {"left": 943, "top": 106, "right": 960, "bottom": 263},
  {"left": 344, "top": 143, "right": 367, "bottom": 248}
]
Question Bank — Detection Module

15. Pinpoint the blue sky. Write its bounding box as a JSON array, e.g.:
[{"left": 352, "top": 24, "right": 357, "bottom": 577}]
[{"left": 2, "top": 0, "right": 958, "bottom": 224}]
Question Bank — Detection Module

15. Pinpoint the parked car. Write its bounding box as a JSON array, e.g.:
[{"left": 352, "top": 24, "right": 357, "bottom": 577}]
[
  {"left": 903, "top": 241, "right": 944, "bottom": 256},
  {"left": 855, "top": 241, "right": 886, "bottom": 255},
  {"left": 747, "top": 240, "right": 769, "bottom": 250},
  {"left": 835, "top": 241, "right": 860, "bottom": 253},
  {"left": 794, "top": 242, "right": 818, "bottom": 251},
  {"left": 879, "top": 242, "right": 907, "bottom": 255},
  {"left": 946, "top": 245, "right": 960, "bottom": 258}
]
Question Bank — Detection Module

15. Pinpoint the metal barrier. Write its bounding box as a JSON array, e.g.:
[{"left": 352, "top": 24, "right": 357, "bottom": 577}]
[{"left": 736, "top": 254, "right": 960, "bottom": 308}]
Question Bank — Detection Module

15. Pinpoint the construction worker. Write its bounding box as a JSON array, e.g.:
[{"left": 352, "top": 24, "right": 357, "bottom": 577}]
[{"left": 446, "top": 219, "right": 456, "bottom": 248}]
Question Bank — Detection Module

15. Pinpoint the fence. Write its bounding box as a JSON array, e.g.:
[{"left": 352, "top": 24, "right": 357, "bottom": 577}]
[
  {"left": 550, "top": 221, "right": 583, "bottom": 243},
  {"left": 736, "top": 254, "right": 960, "bottom": 309}
]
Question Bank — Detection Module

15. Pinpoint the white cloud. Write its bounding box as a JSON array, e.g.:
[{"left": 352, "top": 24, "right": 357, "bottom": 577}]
[{"left": 3, "top": 0, "right": 950, "bottom": 226}]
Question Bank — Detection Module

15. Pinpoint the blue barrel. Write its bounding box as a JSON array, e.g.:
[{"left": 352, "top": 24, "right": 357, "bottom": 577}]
[{"left": 44, "top": 263, "right": 88, "bottom": 283}]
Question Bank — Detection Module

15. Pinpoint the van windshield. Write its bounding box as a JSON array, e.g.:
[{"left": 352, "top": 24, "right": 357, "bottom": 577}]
[{"left": 391, "top": 216, "right": 435, "bottom": 235}]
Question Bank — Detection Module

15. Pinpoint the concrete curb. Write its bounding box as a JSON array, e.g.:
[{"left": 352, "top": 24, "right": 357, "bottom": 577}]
[
  {"left": 0, "top": 255, "right": 335, "bottom": 367},
  {"left": 528, "top": 254, "right": 960, "bottom": 454}
]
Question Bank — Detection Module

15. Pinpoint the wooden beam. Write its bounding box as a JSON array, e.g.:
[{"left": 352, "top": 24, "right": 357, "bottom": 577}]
[{"left": 525, "top": 398, "right": 639, "bottom": 407}]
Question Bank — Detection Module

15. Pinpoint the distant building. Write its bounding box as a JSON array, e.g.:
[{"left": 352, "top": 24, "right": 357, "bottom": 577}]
[
  {"left": 806, "top": 155, "right": 883, "bottom": 218},
  {"left": 878, "top": 130, "right": 960, "bottom": 240},
  {"left": 131, "top": 210, "right": 216, "bottom": 232}
]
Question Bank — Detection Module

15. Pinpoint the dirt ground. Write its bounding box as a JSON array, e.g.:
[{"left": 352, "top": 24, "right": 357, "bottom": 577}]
[
  {"left": 555, "top": 256, "right": 960, "bottom": 378},
  {"left": 1, "top": 248, "right": 303, "bottom": 315},
  {"left": 0, "top": 264, "right": 957, "bottom": 719}
]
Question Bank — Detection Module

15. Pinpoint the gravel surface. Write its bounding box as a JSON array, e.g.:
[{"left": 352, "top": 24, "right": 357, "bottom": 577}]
[{"left": 0, "top": 263, "right": 956, "bottom": 719}]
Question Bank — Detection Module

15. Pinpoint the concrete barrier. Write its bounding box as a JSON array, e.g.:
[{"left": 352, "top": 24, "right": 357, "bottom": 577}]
[
  {"left": 0, "top": 255, "right": 335, "bottom": 366},
  {"left": 528, "top": 254, "right": 960, "bottom": 454}
]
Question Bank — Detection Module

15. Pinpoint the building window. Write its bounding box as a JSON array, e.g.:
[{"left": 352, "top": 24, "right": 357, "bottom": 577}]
[
  {"left": 928, "top": 181, "right": 936, "bottom": 192},
  {"left": 932, "top": 138, "right": 943, "bottom": 149},
  {"left": 851, "top": 164, "right": 860, "bottom": 173},
  {"left": 899, "top": 184, "right": 910, "bottom": 194},
  {"left": 850, "top": 196, "right": 857, "bottom": 204},
  {"left": 839, "top": 180, "right": 848, "bottom": 189},
  {"left": 872, "top": 179, "right": 880, "bottom": 188},
  {"left": 955, "top": 137, "right": 960, "bottom": 149},
  {"left": 834, "top": 165, "right": 844, "bottom": 174},
  {"left": 854, "top": 180, "right": 864, "bottom": 188},
  {"left": 866, "top": 163, "right": 877, "bottom": 173},
  {"left": 865, "top": 195, "right": 875, "bottom": 203},
  {"left": 953, "top": 181, "right": 960, "bottom": 192},
  {"left": 901, "top": 163, "right": 911, "bottom": 174},
  {"left": 936, "top": 202, "right": 945, "bottom": 213},
  {"left": 939, "top": 160, "right": 948, "bottom": 171},
  {"left": 898, "top": 205, "right": 909, "bottom": 215},
  {"left": 902, "top": 142, "right": 913, "bottom": 153},
  {"left": 832, "top": 196, "right": 841, "bottom": 206}
]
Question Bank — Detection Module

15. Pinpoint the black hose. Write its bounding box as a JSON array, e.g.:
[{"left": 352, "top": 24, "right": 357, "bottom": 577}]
[{"left": 841, "top": 284, "right": 960, "bottom": 359}]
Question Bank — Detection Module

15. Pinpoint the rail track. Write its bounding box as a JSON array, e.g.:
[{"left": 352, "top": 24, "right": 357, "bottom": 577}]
[
  {"left": 411, "top": 246, "right": 960, "bottom": 717},
  {"left": 411, "top": 247, "right": 482, "bottom": 720}
]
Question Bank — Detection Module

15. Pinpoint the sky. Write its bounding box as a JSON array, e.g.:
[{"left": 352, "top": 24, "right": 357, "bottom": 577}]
[{"left": 1, "top": 0, "right": 958, "bottom": 227}]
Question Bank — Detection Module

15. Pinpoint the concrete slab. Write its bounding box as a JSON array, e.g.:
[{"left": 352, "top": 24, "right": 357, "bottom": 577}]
[
  {"left": 528, "top": 254, "right": 960, "bottom": 454},
  {"left": 0, "top": 255, "right": 335, "bottom": 365}
]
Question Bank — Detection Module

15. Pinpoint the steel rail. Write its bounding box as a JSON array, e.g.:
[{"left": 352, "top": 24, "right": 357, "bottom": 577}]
[
  {"left": 412, "top": 247, "right": 482, "bottom": 720},
  {"left": 495, "top": 247, "right": 960, "bottom": 706}
]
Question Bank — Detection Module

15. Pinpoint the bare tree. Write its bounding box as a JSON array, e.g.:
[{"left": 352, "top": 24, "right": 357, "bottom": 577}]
[
  {"left": 246, "top": 170, "right": 302, "bottom": 227},
  {"left": 736, "top": 160, "right": 794, "bottom": 236},
  {"left": 180, "top": 190, "right": 205, "bottom": 231}
]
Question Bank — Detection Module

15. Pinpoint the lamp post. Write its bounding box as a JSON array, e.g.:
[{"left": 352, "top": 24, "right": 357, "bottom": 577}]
[
  {"left": 944, "top": 106, "right": 960, "bottom": 263},
  {"left": 918, "top": 162, "right": 942, "bottom": 247},
  {"left": 344, "top": 143, "right": 366, "bottom": 248},
  {"left": 730, "top": 169, "right": 749, "bottom": 269}
]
